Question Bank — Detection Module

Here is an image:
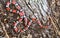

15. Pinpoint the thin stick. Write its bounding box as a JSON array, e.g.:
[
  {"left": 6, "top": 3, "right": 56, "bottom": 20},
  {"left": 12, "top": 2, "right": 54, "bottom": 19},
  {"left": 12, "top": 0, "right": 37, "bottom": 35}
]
[
  {"left": 1, "top": 22, "right": 9, "bottom": 38},
  {"left": 49, "top": 16, "right": 60, "bottom": 36}
]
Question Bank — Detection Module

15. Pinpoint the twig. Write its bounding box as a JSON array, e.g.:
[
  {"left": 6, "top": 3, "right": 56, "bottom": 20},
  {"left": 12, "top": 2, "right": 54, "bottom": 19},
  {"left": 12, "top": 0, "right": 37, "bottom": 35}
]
[
  {"left": 1, "top": 22, "right": 9, "bottom": 38},
  {"left": 49, "top": 16, "right": 60, "bottom": 36}
]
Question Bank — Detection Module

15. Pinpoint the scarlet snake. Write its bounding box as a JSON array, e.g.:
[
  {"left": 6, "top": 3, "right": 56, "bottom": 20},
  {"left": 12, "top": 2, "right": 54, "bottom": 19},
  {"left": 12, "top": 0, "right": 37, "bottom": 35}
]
[{"left": 5, "top": 0, "right": 48, "bottom": 33}]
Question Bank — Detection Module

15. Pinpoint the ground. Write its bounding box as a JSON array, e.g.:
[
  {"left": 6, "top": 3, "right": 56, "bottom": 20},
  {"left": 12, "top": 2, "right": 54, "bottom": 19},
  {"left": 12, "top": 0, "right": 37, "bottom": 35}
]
[{"left": 0, "top": 0, "right": 60, "bottom": 38}]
